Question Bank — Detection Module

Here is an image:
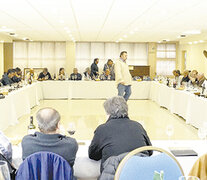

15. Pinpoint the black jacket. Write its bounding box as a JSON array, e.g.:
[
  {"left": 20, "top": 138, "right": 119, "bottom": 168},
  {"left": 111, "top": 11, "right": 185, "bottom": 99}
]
[
  {"left": 38, "top": 72, "right": 52, "bottom": 80},
  {"left": 88, "top": 117, "right": 152, "bottom": 167},
  {"left": 91, "top": 62, "right": 99, "bottom": 77},
  {"left": 1, "top": 74, "right": 13, "bottom": 86},
  {"left": 69, "top": 73, "right": 82, "bottom": 80}
]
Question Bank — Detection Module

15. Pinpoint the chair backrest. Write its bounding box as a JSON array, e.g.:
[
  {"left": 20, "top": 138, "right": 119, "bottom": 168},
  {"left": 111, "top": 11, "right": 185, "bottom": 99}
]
[
  {"left": 189, "top": 153, "right": 207, "bottom": 179},
  {"left": 114, "top": 146, "right": 184, "bottom": 180},
  {"left": 16, "top": 151, "right": 72, "bottom": 180}
]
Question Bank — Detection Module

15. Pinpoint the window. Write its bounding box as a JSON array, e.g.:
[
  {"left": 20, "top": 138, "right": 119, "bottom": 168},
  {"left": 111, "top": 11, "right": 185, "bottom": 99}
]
[
  {"left": 75, "top": 42, "right": 148, "bottom": 73},
  {"left": 156, "top": 43, "right": 176, "bottom": 75},
  {"left": 13, "top": 42, "right": 66, "bottom": 75}
]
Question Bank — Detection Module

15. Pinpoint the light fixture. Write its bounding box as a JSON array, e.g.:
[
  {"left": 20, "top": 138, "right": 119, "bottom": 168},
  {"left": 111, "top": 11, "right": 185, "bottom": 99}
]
[
  {"left": 1, "top": 26, "right": 6, "bottom": 29},
  {"left": 188, "top": 42, "right": 192, "bottom": 44},
  {"left": 199, "top": 40, "right": 204, "bottom": 43},
  {"left": 194, "top": 41, "right": 198, "bottom": 44},
  {"left": 59, "top": 20, "right": 64, "bottom": 24},
  {"left": 157, "top": 41, "right": 161, "bottom": 43},
  {"left": 123, "top": 35, "right": 127, "bottom": 38},
  {"left": 134, "top": 28, "right": 138, "bottom": 31},
  {"left": 0, "top": 40, "right": 4, "bottom": 43},
  {"left": 23, "top": 37, "right": 30, "bottom": 41},
  {"left": 115, "top": 40, "right": 119, "bottom": 43},
  {"left": 119, "top": 38, "right": 123, "bottom": 41}
]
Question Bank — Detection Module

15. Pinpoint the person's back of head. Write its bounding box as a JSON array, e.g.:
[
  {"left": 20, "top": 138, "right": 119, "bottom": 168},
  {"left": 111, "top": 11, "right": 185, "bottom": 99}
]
[
  {"left": 104, "top": 96, "right": 128, "bottom": 119},
  {"left": 36, "top": 108, "right": 60, "bottom": 134}
]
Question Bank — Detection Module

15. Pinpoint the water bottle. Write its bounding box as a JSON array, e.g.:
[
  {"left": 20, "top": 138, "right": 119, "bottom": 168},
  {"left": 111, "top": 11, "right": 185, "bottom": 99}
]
[{"left": 28, "top": 116, "right": 36, "bottom": 134}]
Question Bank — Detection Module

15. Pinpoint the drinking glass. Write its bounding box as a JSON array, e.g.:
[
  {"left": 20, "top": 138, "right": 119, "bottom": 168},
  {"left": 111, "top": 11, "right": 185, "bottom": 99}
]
[
  {"left": 0, "top": 160, "right": 10, "bottom": 180},
  {"left": 198, "top": 127, "right": 207, "bottom": 140},
  {"left": 67, "top": 122, "right": 76, "bottom": 135},
  {"left": 166, "top": 124, "right": 174, "bottom": 140},
  {"left": 179, "top": 176, "right": 199, "bottom": 180}
]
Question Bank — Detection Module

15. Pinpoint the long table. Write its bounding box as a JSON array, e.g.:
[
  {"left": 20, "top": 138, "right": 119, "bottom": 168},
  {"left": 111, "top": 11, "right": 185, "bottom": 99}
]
[
  {"left": 12, "top": 140, "right": 206, "bottom": 180},
  {"left": 1, "top": 81, "right": 207, "bottom": 131}
]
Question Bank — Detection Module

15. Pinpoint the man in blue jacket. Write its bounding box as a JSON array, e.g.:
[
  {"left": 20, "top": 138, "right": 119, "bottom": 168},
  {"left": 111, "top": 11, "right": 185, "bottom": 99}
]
[{"left": 1, "top": 69, "right": 15, "bottom": 86}]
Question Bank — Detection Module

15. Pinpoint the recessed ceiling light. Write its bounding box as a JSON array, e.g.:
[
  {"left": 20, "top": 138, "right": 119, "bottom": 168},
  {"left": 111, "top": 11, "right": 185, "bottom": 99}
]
[
  {"left": 194, "top": 41, "right": 198, "bottom": 44},
  {"left": 119, "top": 38, "right": 123, "bottom": 41},
  {"left": 157, "top": 41, "right": 161, "bottom": 43},
  {"left": 0, "top": 40, "right": 4, "bottom": 43},
  {"left": 59, "top": 20, "right": 64, "bottom": 24},
  {"left": 199, "top": 40, "right": 204, "bottom": 43},
  {"left": 123, "top": 35, "right": 127, "bottom": 38},
  {"left": 188, "top": 42, "right": 192, "bottom": 44},
  {"left": 115, "top": 40, "right": 119, "bottom": 43},
  {"left": 30, "top": 40, "right": 33, "bottom": 41},
  {"left": 1, "top": 26, "right": 6, "bottom": 29}
]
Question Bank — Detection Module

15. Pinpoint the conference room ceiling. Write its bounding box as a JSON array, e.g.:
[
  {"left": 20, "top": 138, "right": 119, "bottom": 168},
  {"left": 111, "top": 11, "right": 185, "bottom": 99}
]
[{"left": 0, "top": 0, "right": 207, "bottom": 43}]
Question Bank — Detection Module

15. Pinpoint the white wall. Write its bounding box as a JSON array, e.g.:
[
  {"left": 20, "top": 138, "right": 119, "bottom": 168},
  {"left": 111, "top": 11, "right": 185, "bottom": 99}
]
[
  {"left": 0, "top": 43, "right": 4, "bottom": 78},
  {"left": 178, "top": 43, "right": 207, "bottom": 76}
]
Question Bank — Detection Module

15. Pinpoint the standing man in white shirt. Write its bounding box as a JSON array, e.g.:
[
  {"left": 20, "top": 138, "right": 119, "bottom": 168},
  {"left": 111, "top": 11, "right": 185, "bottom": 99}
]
[{"left": 115, "top": 51, "right": 132, "bottom": 101}]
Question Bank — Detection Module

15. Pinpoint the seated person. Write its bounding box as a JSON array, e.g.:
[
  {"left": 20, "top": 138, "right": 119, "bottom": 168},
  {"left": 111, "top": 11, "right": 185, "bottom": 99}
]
[
  {"left": 181, "top": 70, "right": 190, "bottom": 85},
  {"left": 172, "top": 70, "right": 182, "bottom": 86},
  {"left": 83, "top": 67, "right": 93, "bottom": 80},
  {"left": 89, "top": 96, "right": 152, "bottom": 172},
  {"left": 12, "top": 67, "right": 22, "bottom": 83},
  {"left": 38, "top": 68, "right": 52, "bottom": 80},
  {"left": 0, "top": 131, "right": 12, "bottom": 162},
  {"left": 58, "top": 68, "right": 66, "bottom": 80},
  {"left": 196, "top": 73, "right": 206, "bottom": 87},
  {"left": 69, "top": 68, "right": 82, "bottom": 81},
  {"left": 189, "top": 70, "right": 198, "bottom": 85},
  {"left": 22, "top": 108, "right": 78, "bottom": 169},
  {"left": 25, "top": 68, "right": 38, "bottom": 81},
  {"left": 103, "top": 59, "right": 115, "bottom": 80},
  {"left": 100, "top": 69, "right": 112, "bottom": 81},
  {"left": 1, "top": 69, "right": 15, "bottom": 86}
]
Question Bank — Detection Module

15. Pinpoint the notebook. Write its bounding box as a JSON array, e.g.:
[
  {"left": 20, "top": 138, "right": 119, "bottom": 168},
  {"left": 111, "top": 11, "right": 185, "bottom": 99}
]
[{"left": 169, "top": 147, "right": 198, "bottom": 157}]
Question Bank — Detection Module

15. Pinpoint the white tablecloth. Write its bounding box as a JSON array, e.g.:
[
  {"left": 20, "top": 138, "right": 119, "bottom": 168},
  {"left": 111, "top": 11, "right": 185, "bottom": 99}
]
[
  {"left": 40, "top": 81, "right": 150, "bottom": 100},
  {"left": 1, "top": 80, "right": 207, "bottom": 130},
  {"left": 0, "top": 83, "right": 42, "bottom": 131},
  {"left": 150, "top": 82, "right": 207, "bottom": 129},
  {"left": 12, "top": 140, "right": 206, "bottom": 180}
]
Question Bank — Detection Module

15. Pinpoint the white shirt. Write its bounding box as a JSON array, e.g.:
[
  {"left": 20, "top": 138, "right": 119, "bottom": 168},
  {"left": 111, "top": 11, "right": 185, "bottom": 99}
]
[{"left": 115, "top": 58, "right": 132, "bottom": 86}]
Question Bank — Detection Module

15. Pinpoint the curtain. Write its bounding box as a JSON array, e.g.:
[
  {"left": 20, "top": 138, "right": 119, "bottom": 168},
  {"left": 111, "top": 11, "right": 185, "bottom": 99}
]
[
  {"left": 75, "top": 42, "right": 148, "bottom": 73},
  {"left": 13, "top": 42, "right": 66, "bottom": 75}
]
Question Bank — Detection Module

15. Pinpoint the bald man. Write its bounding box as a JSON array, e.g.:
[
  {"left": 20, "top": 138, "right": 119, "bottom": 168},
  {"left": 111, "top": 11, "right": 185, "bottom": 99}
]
[{"left": 21, "top": 108, "right": 78, "bottom": 168}]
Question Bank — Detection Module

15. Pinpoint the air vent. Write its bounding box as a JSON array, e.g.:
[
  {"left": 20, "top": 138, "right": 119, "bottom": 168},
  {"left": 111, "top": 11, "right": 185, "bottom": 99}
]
[
  {"left": 9, "top": 32, "right": 15, "bottom": 36},
  {"left": 180, "top": 34, "right": 186, "bottom": 38}
]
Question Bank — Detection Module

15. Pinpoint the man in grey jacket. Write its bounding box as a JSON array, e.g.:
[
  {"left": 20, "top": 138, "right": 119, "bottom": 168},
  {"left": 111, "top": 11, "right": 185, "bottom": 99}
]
[{"left": 22, "top": 108, "right": 78, "bottom": 168}]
